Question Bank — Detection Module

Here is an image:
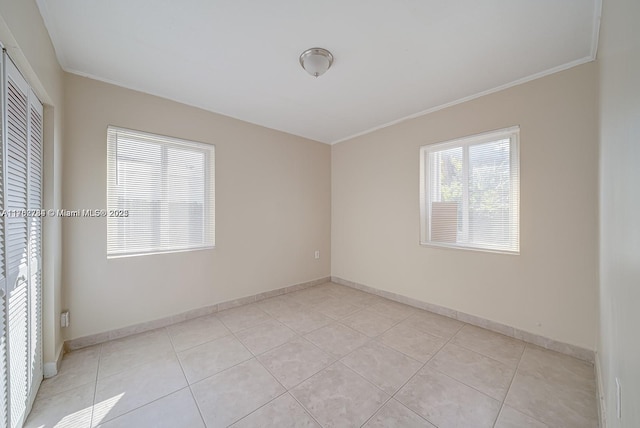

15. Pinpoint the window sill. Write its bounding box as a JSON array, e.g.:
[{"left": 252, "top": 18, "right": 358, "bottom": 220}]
[
  {"left": 107, "top": 245, "right": 215, "bottom": 259},
  {"left": 419, "top": 241, "right": 519, "bottom": 255}
]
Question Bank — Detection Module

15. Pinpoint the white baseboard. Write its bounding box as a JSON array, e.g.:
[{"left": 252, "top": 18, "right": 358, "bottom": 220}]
[
  {"left": 331, "top": 276, "right": 595, "bottom": 363},
  {"left": 595, "top": 351, "right": 607, "bottom": 427},
  {"left": 43, "top": 343, "right": 64, "bottom": 378},
  {"left": 65, "top": 276, "right": 331, "bottom": 351}
]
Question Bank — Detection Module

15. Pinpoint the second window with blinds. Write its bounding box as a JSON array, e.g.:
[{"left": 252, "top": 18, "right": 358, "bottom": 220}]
[
  {"left": 107, "top": 127, "right": 215, "bottom": 257},
  {"left": 420, "top": 126, "right": 520, "bottom": 254}
]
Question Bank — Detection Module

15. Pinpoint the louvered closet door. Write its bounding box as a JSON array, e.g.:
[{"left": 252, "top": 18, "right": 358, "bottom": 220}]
[
  {"left": 6, "top": 55, "right": 30, "bottom": 428},
  {"left": 27, "top": 87, "right": 43, "bottom": 408},
  {"left": 4, "top": 54, "right": 42, "bottom": 428}
]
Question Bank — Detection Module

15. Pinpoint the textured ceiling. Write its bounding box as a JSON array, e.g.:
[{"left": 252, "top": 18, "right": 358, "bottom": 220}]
[{"left": 38, "top": 0, "right": 600, "bottom": 143}]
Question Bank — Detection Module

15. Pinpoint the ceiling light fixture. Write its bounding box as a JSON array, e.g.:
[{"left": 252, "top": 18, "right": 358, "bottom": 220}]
[{"left": 299, "top": 47, "right": 333, "bottom": 77}]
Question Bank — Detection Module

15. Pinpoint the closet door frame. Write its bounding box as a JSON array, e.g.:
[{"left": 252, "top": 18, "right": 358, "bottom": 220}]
[{"left": 0, "top": 45, "right": 8, "bottom": 428}]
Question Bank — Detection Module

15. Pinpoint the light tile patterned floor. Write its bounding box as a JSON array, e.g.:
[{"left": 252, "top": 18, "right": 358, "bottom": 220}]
[{"left": 25, "top": 282, "right": 598, "bottom": 428}]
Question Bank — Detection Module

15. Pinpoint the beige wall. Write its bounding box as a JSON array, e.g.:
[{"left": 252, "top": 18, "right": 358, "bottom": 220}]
[
  {"left": 0, "top": 0, "right": 65, "bottom": 370},
  {"left": 62, "top": 74, "right": 331, "bottom": 340},
  {"left": 598, "top": 0, "right": 640, "bottom": 425},
  {"left": 332, "top": 62, "right": 599, "bottom": 350}
]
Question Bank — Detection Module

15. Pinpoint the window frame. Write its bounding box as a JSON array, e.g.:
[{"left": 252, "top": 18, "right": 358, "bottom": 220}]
[
  {"left": 419, "top": 126, "right": 520, "bottom": 254},
  {"left": 107, "top": 126, "right": 215, "bottom": 258}
]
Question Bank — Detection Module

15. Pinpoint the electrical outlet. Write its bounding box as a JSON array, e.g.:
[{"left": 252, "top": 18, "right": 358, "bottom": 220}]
[
  {"left": 60, "top": 310, "right": 70, "bottom": 328},
  {"left": 616, "top": 377, "right": 621, "bottom": 419},
  {"left": 314, "top": 250, "right": 320, "bottom": 259}
]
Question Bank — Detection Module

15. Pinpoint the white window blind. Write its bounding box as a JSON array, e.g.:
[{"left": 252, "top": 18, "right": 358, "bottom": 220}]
[
  {"left": 420, "top": 126, "right": 520, "bottom": 253},
  {"left": 107, "top": 127, "right": 215, "bottom": 257}
]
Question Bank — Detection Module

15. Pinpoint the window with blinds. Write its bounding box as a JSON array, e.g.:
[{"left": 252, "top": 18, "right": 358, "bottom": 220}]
[
  {"left": 107, "top": 127, "right": 215, "bottom": 257},
  {"left": 420, "top": 126, "right": 520, "bottom": 253}
]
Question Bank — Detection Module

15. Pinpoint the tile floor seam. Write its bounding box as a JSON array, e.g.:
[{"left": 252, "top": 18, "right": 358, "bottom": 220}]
[
  {"left": 222, "top": 390, "right": 292, "bottom": 427},
  {"left": 166, "top": 314, "right": 234, "bottom": 353},
  {"left": 335, "top": 307, "right": 407, "bottom": 339},
  {"left": 96, "top": 329, "right": 175, "bottom": 380},
  {"left": 95, "top": 337, "right": 190, "bottom": 424},
  {"left": 34, "top": 379, "right": 96, "bottom": 403},
  {"left": 35, "top": 346, "right": 103, "bottom": 400},
  {"left": 235, "top": 319, "right": 299, "bottom": 357},
  {"left": 189, "top": 357, "right": 288, "bottom": 428},
  {"left": 211, "top": 317, "right": 303, "bottom": 426},
  {"left": 173, "top": 333, "right": 235, "bottom": 354},
  {"left": 257, "top": 336, "right": 339, "bottom": 392},
  {"left": 491, "top": 339, "right": 531, "bottom": 428},
  {"left": 427, "top": 364, "right": 504, "bottom": 406},
  {"left": 374, "top": 325, "right": 448, "bottom": 364},
  {"left": 442, "top": 319, "right": 466, "bottom": 339},
  {"left": 290, "top": 311, "right": 335, "bottom": 336},
  {"left": 358, "top": 395, "right": 395, "bottom": 427},
  {"left": 494, "top": 342, "right": 549, "bottom": 428},
  {"left": 388, "top": 321, "right": 462, "bottom": 427},
  {"left": 166, "top": 324, "right": 208, "bottom": 428},
  {"left": 222, "top": 390, "right": 290, "bottom": 427},
  {"left": 360, "top": 398, "right": 436, "bottom": 428},
  {"left": 367, "top": 307, "right": 415, "bottom": 324},
  {"left": 89, "top": 343, "right": 103, "bottom": 428},
  {"left": 95, "top": 385, "right": 196, "bottom": 427},
  {"left": 286, "top": 388, "right": 326, "bottom": 428},
  {"left": 359, "top": 340, "right": 424, "bottom": 366},
  {"left": 226, "top": 316, "right": 277, "bottom": 359},
  {"left": 175, "top": 332, "right": 254, "bottom": 373},
  {"left": 334, "top": 359, "right": 394, "bottom": 398},
  {"left": 251, "top": 355, "right": 291, "bottom": 392},
  {"left": 187, "top": 348, "right": 252, "bottom": 386},
  {"left": 291, "top": 360, "right": 391, "bottom": 428},
  {"left": 216, "top": 306, "right": 274, "bottom": 334},
  {"left": 175, "top": 332, "right": 270, "bottom": 386},
  {"left": 446, "top": 339, "right": 523, "bottom": 368},
  {"left": 340, "top": 302, "right": 436, "bottom": 348},
  {"left": 450, "top": 325, "right": 526, "bottom": 366},
  {"left": 429, "top": 340, "right": 522, "bottom": 392}
]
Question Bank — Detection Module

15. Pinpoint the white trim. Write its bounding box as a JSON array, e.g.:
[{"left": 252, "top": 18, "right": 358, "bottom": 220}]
[
  {"left": 65, "top": 276, "right": 331, "bottom": 351},
  {"left": 35, "top": 0, "right": 70, "bottom": 70},
  {"left": 43, "top": 343, "right": 63, "bottom": 378},
  {"left": 331, "top": 276, "right": 595, "bottom": 363},
  {"left": 590, "top": 0, "right": 603, "bottom": 60},
  {"left": 422, "top": 126, "right": 521, "bottom": 151},
  {"left": 419, "top": 241, "right": 520, "bottom": 256},
  {"left": 331, "top": 57, "right": 594, "bottom": 145},
  {"left": 595, "top": 351, "right": 607, "bottom": 427}
]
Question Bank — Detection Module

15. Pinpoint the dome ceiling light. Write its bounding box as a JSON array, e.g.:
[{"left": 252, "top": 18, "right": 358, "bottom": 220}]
[{"left": 299, "top": 47, "right": 334, "bottom": 77}]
